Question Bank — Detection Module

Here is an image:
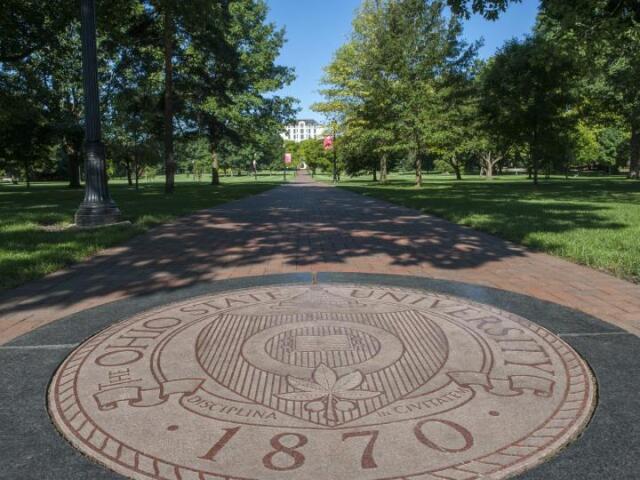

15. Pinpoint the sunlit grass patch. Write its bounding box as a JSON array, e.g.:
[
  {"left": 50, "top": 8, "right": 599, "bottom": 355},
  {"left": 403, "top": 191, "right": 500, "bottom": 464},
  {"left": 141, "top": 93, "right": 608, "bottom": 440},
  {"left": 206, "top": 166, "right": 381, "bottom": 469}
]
[
  {"left": 0, "top": 174, "right": 284, "bottom": 291},
  {"left": 326, "top": 172, "right": 640, "bottom": 282}
]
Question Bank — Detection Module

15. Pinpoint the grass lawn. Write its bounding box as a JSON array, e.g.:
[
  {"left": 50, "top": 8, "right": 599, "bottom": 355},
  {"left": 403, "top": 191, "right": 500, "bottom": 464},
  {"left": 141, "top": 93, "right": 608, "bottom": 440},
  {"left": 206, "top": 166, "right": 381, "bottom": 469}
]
[
  {"left": 0, "top": 173, "right": 283, "bottom": 291},
  {"left": 318, "top": 172, "right": 640, "bottom": 282}
]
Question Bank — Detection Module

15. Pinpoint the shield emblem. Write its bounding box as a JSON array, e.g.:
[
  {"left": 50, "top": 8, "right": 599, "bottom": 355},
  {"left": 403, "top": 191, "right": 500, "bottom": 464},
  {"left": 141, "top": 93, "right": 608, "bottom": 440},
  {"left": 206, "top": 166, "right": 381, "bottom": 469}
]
[{"left": 194, "top": 289, "right": 448, "bottom": 427}]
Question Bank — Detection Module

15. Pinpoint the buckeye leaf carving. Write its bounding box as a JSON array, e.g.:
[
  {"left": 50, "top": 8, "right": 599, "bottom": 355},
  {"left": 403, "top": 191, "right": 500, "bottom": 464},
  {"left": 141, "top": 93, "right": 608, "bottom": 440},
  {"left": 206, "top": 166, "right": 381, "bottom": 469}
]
[{"left": 277, "top": 363, "right": 381, "bottom": 421}]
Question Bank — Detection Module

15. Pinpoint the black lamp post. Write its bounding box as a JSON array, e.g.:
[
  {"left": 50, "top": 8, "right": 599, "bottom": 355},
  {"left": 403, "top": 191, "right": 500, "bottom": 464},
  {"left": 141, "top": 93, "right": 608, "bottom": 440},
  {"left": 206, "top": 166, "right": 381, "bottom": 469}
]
[{"left": 74, "top": 0, "right": 121, "bottom": 227}]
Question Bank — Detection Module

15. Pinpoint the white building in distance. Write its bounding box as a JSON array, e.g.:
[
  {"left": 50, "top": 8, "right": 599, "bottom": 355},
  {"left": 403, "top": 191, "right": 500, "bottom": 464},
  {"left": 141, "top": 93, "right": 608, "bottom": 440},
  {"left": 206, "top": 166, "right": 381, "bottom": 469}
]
[{"left": 282, "top": 119, "right": 326, "bottom": 143}]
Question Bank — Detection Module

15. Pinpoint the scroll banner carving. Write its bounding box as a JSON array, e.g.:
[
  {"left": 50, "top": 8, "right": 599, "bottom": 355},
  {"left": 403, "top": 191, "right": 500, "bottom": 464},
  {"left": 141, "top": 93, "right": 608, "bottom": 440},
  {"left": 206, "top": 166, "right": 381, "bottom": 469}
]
[
  {"left": 94, "top": 379, "right": 204, "bottom": 411},
  {"left": 449, "top": 372, "right": 554, "bottom": 397},
  {"left": 94, "top": 373, "right": 554, "bottom": 413}
]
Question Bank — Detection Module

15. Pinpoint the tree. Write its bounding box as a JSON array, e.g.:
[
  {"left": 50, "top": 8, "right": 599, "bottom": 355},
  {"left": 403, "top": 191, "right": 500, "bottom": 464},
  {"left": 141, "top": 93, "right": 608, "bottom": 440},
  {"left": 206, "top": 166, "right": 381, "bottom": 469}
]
[
  {"left": 448, "top": 0, "right": 640, "bottom": 178},
  {"left": 1, "top": 0, "right": 298, "bottom": 195},
  {"left": 298, "top": 139, "right": 331, "bottom": 175},
  {"left": 316, "top": 0, "right": 478, "bottom": 185},
  {"left": 43, "top": 25, "right": 85, "bottom": 188},
  {"left": 102, "top": 2, "right": 164, "bottom": 189},
  {"left": 156, "top": 0, "right": 177, "bottom": 193},
  {"left": 0, "top": 1, "right": 75, "bottom": 62},
  {"left": 387, "top": 0, "right": 478, "bottom": 186},
  {"left": 429, "top": 75, "right": 479, "bottom": 180},
  {"left": 446, "top": 0, "right": 519, "bottom": 19},
  {"left": 597, "top": 123, "right": 629, "bottom": 171},
  {"left": 183, "top": 0, "right": 295, "bottom": 186},
  {"left": 315, "top": 0, "right": 401, "bottom": 184},
  {"left": 572, "top": 122, "right": 601, "bottom": 168},
  {"left": 173, "top": 137, "right": 208, "bottom": 180},
  {"left": 479, "top": 33, "right": 578, "bottom": 184},
  {"left": 539, "top": 1, "right": 640, "bottom": 178},
  {"left": 146, "top": 0, "right": 215, "bottom": 192},
  {"left": 0, "top": 0, "right": 153, "bottom": 189},
  {"left": 0, "top": 76, "right": 52, "bottom": 187}
]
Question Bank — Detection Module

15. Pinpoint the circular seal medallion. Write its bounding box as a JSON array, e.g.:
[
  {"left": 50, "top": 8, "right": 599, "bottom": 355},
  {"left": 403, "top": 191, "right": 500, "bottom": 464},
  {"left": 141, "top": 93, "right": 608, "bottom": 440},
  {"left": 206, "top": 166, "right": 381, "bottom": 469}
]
[{"left": 49, "top": 285, "right": 595, "bottom": 480}]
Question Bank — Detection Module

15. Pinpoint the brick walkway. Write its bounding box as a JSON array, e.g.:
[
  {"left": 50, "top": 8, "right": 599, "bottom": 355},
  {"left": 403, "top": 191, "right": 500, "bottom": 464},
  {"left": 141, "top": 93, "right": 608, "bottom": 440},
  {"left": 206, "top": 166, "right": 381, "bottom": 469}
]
[{"left": 1, "top": 171, "right": 638, "bottom": 344}]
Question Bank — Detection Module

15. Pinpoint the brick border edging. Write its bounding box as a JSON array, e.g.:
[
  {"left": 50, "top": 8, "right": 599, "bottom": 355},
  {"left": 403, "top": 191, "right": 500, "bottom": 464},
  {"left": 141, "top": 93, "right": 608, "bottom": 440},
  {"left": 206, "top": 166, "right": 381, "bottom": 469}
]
[{"left": 2, "top": 272, "right": 638, "bottom": 479}]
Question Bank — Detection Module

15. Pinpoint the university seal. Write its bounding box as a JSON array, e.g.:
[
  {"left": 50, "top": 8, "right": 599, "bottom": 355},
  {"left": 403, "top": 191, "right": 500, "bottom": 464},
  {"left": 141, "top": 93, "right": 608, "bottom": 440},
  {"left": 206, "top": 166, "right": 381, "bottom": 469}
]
[{"left": 49, "top": 284, "right": 595, "bottom": 479}]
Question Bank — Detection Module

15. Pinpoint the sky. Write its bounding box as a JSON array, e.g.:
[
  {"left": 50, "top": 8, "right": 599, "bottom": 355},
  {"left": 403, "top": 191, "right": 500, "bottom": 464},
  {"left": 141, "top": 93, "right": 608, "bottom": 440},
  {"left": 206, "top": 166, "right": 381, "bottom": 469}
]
[{"left": 265, "top": 0, "right": 540, "bottom": 120}]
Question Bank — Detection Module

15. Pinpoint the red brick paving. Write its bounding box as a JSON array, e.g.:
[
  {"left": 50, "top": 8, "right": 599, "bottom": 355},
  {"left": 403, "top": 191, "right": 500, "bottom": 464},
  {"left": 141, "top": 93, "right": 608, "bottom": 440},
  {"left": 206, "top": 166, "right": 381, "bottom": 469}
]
[{"left": 1, "top": 172, "right": 638, "bottom": 344}]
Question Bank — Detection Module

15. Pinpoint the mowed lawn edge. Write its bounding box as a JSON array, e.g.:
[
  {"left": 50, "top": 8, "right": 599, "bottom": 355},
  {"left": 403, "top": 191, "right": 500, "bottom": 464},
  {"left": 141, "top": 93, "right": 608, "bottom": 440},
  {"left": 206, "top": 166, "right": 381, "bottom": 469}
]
[
  {"left": 0, "top": 175, "right": 284, "bottom": 292},
  {"left": 318, "top": 173, "right": 640, "bottom": 283}
]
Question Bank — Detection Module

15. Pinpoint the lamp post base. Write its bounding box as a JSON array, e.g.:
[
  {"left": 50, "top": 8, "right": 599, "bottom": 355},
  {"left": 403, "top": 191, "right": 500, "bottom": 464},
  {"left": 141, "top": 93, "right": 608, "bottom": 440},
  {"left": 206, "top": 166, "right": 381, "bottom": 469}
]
[{"left": 74, "top": 201, "right": 122, "bottom": 227}]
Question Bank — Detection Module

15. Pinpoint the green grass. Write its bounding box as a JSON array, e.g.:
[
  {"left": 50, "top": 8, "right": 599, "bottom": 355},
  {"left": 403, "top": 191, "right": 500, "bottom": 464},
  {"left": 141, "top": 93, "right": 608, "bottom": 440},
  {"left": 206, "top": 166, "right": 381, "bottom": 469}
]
[
  {"left": 320, "top": 172, "right": 640, "bottom": 282},
  {"left": 0, "top": 173, "right": 284, "bottom": 291}
]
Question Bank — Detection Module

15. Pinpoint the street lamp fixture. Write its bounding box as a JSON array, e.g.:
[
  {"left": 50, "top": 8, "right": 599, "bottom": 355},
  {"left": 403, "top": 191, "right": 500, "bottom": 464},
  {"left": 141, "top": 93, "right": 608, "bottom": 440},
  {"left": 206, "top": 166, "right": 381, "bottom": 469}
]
[{"left": 74, "top": 0, "right": 122, "bottom": 227}]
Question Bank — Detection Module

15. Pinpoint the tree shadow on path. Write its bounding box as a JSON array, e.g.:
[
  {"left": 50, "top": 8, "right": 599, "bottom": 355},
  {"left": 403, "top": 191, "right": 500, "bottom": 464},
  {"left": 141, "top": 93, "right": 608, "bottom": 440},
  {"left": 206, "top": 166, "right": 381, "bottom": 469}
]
[{"left": 0, "top": 174, "right": 625, "bottom": 327}]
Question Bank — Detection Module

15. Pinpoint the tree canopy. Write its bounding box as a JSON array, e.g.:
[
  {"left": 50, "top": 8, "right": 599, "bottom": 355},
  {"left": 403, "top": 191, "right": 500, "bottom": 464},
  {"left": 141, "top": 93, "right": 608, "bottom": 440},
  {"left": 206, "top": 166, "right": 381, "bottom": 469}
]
[
  {"left": 0, "top": 0, "right": 296, "bottom": 188},
  {"left": 314, "top": 0, "right": 639, "bottom": 183}
]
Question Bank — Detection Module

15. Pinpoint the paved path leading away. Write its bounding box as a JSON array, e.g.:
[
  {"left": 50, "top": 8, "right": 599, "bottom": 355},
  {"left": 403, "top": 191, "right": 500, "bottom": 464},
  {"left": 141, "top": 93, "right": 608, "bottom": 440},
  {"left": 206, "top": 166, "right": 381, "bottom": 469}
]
[{"left": 1, "top": 171, "right": 639, "bottom": 344}]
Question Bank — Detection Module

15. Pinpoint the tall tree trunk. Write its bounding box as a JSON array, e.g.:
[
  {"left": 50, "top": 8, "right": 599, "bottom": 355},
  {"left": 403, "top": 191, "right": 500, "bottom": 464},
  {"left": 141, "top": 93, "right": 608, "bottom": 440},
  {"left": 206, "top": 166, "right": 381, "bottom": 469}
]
[
  {"left": 412, "top": 131, "right": 422, "bottom": 187},
  {"left": 531, "top": 133, "right": 539, "bottom": 185},
  {"left": 163, "top": 7, "right": 176, "bottom": 194},
  {"left": 454, "top": 162, "right": 462, "bottom": 181},
  {"left": 134, "top": 153, "right": 140, "bottom": 190},
  {"left": 68, "top": 145, "right": 81, "bottom": 188},
  {"left": 126, "top": 157, "right": 133, "bottom": 186},
  {"left": 414, "top": 150, "right": 422, "bottom": 187},
  {"left": 484, "top": 153, "right": 493, "bottom": 179},
  {"left": 372, "top": 169, "right": 377, "bottom": 182},
  {"left": 211, "top": 146, "right": 220, "bottom": 185},
  {"left": 68, "top": 153, "right": 81, "bottom": 188},
  {"left": 23, "top": 158, "right": 30, "bottom": 188},
  {"left": 629, "top": 123, "right": 639, "bottom": 179},
  {"left": 531, "top": 152, "right": 539, "bottom": 184},
  {"left": 380, "top": 154, "right": 388, "bottom": 184}
]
